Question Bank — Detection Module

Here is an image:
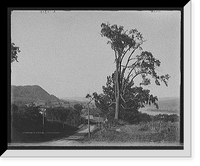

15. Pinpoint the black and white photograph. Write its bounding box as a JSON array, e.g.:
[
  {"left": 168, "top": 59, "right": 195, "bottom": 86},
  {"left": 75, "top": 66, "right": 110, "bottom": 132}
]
[{"left": 5, "top": 5, "right": 192, "bottom": 157}]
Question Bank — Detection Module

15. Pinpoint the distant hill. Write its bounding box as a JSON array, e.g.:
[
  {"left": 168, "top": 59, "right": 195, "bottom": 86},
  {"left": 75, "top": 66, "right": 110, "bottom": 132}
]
[
  {"left": 11, "top": 85, "right": 60, "bottom": 105},
  {"left": 139, "top": 97, "right": 180, "bottom": 115}
]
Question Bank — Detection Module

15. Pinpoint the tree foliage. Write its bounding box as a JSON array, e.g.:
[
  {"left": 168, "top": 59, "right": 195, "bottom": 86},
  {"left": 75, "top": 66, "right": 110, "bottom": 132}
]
[
  {"left": 12, "top": 104, "right": 43, "bottom": 131},
  {"left": 11, "top": 42, "right": 20, "bottom": 63},
  {"left": 99, "top": 23, "right": 170, "bottom": 120},
  {"left": 100, "top": 22, "right": 170, "bottom": 90},
  {"left": 12, "top": 104, "right": 83, "bottom": 132},
  {"left": 86, "top": 72, "right": 159, "bottom": 122},
  {"left": 46, "top": 106, "right": 82, "bottom": 127}
]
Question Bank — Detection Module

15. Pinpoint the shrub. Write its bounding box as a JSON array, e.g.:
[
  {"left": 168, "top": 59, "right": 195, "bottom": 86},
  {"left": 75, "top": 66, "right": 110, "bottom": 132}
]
[
  {"left": 139, "top": 123, "right": 149, "bottom": 131},
  {"left": 12, "top": 104, "right": 43, "bottom": 132},
  {"left": 125, "top": 112, "right": 151, "bottom": 124}
]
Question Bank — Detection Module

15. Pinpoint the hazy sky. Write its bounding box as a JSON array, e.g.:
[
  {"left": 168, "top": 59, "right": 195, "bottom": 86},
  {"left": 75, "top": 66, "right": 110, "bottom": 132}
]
[{"left": 11, "top": 10, "right": 181, "bottom": 99}]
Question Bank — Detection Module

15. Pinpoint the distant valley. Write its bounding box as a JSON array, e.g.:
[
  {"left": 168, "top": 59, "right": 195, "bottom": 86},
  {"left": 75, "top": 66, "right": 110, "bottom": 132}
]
[
  {"left": 139, "top": 97, "right": 180, "bottom": 115},
  {"left": 11, "top": 85, "right": 180, "bottom": 116},
  {"left": 60, "top": 96, "right": 91, "bottom": 103}
]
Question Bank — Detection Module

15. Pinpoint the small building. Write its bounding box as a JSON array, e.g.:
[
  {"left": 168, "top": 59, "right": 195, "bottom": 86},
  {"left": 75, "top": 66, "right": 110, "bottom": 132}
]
[
  {"left": 84, "top": 115, "right": 94, "bottom": 120},
  {"left": 26, "top": 100, "right": 46, "bottom": 107},
  {"left": 93, "top": 116, "right": 104, "bottom": 123}
]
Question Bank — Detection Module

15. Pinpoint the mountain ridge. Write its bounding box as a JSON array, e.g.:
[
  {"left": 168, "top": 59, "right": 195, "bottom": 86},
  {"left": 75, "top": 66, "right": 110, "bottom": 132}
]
[{"left": 11, "top": 85, "right": 60, "bottom": 105}]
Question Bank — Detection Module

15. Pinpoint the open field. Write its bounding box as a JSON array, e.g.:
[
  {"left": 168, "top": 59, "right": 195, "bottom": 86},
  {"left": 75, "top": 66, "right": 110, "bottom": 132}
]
[{"left": 80, "top": 121, "right": 180, "bottom": 145}]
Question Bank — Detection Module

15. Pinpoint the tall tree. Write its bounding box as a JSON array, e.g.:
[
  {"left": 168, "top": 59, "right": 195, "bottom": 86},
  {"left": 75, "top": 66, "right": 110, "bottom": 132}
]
[{"left": 100, "top": 23, "right": 169, "bottom": 120}]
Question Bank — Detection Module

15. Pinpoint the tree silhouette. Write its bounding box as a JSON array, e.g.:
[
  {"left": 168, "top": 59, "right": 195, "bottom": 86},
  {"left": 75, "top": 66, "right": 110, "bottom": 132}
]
[
  {"left": 11, "top": 42, "right": 20, "bottom": 63},
  {"left": 100, "top": 23, "right": 170, "bottom": 120}
]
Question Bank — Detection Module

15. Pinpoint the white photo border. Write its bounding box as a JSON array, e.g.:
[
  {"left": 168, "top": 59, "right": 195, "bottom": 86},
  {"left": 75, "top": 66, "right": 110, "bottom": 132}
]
[{"left": 3, "top": 2, "right": 191, "bottom": 157}]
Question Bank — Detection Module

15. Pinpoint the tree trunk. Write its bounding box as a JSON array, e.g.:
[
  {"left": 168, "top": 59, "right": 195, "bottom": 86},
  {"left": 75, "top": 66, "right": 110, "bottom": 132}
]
[
  {"left": 115, "top": 91, "right": 119, "bottom": 119},
  {"left": 115, "top": 64, "right": 120, "bottom": 120}
]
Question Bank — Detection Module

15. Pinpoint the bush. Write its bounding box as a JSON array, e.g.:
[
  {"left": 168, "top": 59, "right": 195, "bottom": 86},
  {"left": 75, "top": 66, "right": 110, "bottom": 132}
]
[
  {"left": 125, "top": 112, "right": 151, "bottom": 124},
  {"left": 12, "top": 104, "right": 43, "bottom": 132},
  {"left": 139, "top": 123, "right": 149, "bottom": 131},
  {"left": 154, "top": 114, "right": 179, "bottom": 122}
]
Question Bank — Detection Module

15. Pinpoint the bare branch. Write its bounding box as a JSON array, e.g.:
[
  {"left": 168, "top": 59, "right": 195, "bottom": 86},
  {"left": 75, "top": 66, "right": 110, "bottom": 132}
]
[
  {"left": 129, "top": 57, "right": 138, "bottom": 61},
  {"left": 132, "top": 71, "right": 147, "bottom": 80},
  {"left": 121, "top": 104, "right": 135, "bottom": 110},
  {"left": 114, "top": 49, "right": 117, "bottom": 61},
  {"left": 127, "top": 66, "right": 136, "bottom": 80},
  {"left": 120, "top": 94, "right": 126, "bottom": 103},
  {"left": 120, "top": 48, "right": 138, "bottom": 85},
  {"left": 109, "top": 102, "right": 116, "bottom": 107},
  {"left": 123, "top": 48, "right": 137, "bottom": 69},
  {"left": 120, "top": 46, "right": 131, "bottom": 62},
  {"left": 121, "top": 59, "right": 139, "bottom": 69},
  {"left": 126, "top": 60, "right": 141, "bottom": 80}
]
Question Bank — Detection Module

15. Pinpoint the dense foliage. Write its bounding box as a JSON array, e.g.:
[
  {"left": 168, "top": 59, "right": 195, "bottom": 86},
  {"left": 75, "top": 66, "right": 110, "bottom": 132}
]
[
  {"left": 11, "top": 104, "right": 83, "bottom": 132},
  {"left": 86, "top": 72, "right": 159, "bottom": 123},
  {"left": 12, "top": 104, "right": 43, "bottom": 131}
]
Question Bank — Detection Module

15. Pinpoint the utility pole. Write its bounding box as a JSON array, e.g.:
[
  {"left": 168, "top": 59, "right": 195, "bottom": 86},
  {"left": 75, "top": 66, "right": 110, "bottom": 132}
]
[
  {"left": 87, "top": 103, "right": 90, "bottom": 139},
  {"left": 39, "top": 107, "right": 46, "bottom": 134},
  {"left": 85, "top": 95, "right": 94, "bottom": 140},
  {"left": 42, "top": 110, "right": 45, "bottom": 134}
]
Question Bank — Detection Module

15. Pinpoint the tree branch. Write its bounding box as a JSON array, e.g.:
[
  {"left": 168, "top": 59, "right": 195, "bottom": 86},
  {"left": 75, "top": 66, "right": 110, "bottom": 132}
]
[
  {"left": 131, "top": 71, "right": 147, "bottom": 80},
  {"left": 120, "top": 46, "right": 131, "bottom": 62},
  {"left": 122, "top": 70, "right": 146, "bottom": 94},
  {"left": 109, "top": 102, "right": 116, "bottom": 107},
  {"left": 127, "top": 66, "right": 137, "bottom": 80},
  {"left": 120, "top": 48, "right": 138, "bottom": 85},
  {"left": 121, "top": 104, "right": 135, "bottom": 110},
  {"left": 123, "top": 48, "right": 137, "bottom": 69},
  {"left": 120, "top": 94, "right": 126, "bottom": 103},
  {"left": 114, "top": 49, "right": 117, "bottom": 62},
  {"left": 126, "top": 59, "right": 141, "bottom": 80}
]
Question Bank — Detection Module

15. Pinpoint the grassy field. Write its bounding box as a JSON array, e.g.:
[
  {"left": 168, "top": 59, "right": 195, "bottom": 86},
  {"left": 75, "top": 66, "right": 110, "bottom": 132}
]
[{"left": 82, "top": 121, "right": 180, "bottom": 144}]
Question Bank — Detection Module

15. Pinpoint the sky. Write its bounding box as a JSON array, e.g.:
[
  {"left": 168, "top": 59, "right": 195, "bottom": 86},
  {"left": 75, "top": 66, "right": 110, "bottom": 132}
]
[{"left": 11, "top": 10, "right": 181, "bottom": 99}]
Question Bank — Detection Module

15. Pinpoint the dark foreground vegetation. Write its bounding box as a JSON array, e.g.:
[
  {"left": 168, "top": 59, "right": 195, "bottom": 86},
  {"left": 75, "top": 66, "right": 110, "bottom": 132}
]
[
  {"left": 11, "top": 103, "right": 180, "bottom": 144},
  {"left": 12, "top": 123, "right": 78, "bottom": 143},
  {"left": 11, "top": 104, "right": 81, "bottom": 143}
]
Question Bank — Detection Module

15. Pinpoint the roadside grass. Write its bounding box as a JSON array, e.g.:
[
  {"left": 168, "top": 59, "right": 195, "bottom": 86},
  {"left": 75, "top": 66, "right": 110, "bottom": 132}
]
[{"left": 83, "top": 121, "right": 180, "bottom": 144}]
